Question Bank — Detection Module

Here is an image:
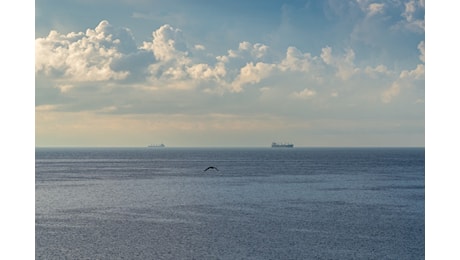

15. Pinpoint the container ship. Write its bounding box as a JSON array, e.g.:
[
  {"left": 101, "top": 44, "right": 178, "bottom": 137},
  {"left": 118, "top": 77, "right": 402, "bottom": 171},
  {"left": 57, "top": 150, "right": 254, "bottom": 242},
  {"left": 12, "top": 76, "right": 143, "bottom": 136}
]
[{"left": 271, "top": 142, "right": 294, "bottom": 148}]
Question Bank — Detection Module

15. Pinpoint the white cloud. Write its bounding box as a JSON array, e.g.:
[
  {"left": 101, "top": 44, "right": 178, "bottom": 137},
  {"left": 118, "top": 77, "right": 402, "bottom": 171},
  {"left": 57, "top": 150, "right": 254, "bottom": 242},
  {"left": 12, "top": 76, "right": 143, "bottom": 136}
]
[
  {"left": 187, "top": 62, "right": 227, "bottom": 81},
  {"left": 36, "top": 20, "right": 424, "bottom": 111},
  {"left": 35, "top": 104, "right": 60, "bottom": 112},
  {"left": 367, "top": 3, "right": 384, "bottom": 17},
  {"left": 56, "top": 84, "right": 74, "bottom": 93},
  {"left": 142, "top": 24, "right": 189, "bottom": 63},
  {"left": 401, "top": 0, "right": 425, "bottom": 32},
  {"left": 231, "top": 62, "right": 276, "bottom": 92},
  {"left": 381, "top": 41, "right": 424, "bottom": 103},
  {"left": 364, "top": 65, "right": 391, "bottom": 78},
  {"left": 194, "top": 44, "right": 206, "bottom": 50},
  {"left": 251, "top": 43, "right": 269, "bottom": 59},
  {"left": 291, "top": 88, "right": 317, "bottom": 99},
  {"left": 139, "top": 24, "right": 232, "bottom": 91},
  {"left": 400, "top": 41, "right": 425, "bottom": 80},
  {"left": 382, "top": 81, "right": 400, "bottom": 103},
  {"left": 321, "top": 46, "right": 358, "bottom": 80},
  {"left": 279, "top": 47, "right": 312, "bottom": 72},
  {"left": 216, "top": 55, "right": 230, "bottom": 63},
  {"left": 418, "top": 40, "right": 425, "bottom": 63},
  {"left": 403, "top": 0, "right": 416, "bottom": 21},
  {"left": 400, "top": 64, "right": 424, "bottom": 80},
  {"left": 320, "top": 46, "right": 333, "bottom": 65},
  {"left": 223, "top": 41, "right": 269, "bottom": 60},
  {"left": 35, "top": 20, "right": 130, "bottom": 81}
]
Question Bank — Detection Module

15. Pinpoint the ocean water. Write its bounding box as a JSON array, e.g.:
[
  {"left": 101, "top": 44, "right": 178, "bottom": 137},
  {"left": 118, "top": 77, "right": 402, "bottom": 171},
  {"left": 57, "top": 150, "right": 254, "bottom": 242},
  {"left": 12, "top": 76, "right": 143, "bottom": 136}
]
[{"left": 35, "top": 147, "right": 424, "bottom": 259}]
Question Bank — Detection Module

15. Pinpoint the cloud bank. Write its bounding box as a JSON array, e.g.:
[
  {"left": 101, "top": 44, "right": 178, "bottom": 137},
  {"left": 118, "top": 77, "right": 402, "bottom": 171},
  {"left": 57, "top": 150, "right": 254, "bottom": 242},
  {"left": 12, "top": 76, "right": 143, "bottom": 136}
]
[{"left": 36, "top": 20, "right": 424, "bottom": 107}]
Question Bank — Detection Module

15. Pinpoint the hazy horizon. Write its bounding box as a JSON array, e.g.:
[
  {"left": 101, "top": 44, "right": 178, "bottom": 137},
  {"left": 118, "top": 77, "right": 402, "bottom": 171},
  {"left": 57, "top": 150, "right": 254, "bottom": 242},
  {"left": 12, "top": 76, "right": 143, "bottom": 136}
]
[{"left": 35, "top": 144, "right": 425, "bottom": 149}]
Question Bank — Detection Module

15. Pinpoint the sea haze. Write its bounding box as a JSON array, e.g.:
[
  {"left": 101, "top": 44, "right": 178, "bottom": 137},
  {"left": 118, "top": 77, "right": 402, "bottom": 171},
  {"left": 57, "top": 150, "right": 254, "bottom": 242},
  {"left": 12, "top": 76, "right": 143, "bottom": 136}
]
[{"left": 35, "top": 147, "right": 424, "bottom": 259}]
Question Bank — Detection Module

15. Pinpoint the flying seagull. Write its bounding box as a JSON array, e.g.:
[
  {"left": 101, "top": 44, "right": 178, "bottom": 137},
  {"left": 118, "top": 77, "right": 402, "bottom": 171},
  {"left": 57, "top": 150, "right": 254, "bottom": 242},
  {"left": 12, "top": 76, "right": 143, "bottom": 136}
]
[{"left": 204, "top": 166, "right": 219, "bottom": 172}]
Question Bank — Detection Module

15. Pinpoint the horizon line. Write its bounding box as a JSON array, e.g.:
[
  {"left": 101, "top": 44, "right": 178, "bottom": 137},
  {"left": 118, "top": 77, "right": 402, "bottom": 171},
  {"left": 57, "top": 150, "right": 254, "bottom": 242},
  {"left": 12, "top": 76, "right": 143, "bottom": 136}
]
[{"left": 35, "top": 145, "right": 425, "bottom": 149}]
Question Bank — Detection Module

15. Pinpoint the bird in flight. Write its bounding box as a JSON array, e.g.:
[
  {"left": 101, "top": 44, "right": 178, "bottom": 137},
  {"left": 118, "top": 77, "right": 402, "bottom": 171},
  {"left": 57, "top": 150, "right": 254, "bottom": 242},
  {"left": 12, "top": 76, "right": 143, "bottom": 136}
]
[{"left": 204, "top": 166, "right": 219, "bottom": 172}]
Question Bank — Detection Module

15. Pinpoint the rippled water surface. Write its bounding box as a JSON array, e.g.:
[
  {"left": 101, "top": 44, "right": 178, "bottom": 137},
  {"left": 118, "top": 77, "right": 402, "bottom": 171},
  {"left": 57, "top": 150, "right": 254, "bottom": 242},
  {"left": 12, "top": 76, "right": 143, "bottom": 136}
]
[{"left": 36, "top": 147, "right": 424, "bottom": 259}]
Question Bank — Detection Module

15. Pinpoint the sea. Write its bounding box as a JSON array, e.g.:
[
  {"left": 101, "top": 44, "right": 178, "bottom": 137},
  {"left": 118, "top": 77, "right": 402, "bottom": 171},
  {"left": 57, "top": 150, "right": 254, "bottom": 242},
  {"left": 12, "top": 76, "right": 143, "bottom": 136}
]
[{"left": 35, "top": 147, "right": 424, "bottom": 259}]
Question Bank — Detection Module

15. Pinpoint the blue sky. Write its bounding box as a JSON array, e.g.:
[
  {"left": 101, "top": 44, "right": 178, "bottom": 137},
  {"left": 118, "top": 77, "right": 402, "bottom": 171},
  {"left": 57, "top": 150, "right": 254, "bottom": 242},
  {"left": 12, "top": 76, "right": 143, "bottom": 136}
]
[{"left": 35, "top": 0, "right": 425, "bottom": 147}]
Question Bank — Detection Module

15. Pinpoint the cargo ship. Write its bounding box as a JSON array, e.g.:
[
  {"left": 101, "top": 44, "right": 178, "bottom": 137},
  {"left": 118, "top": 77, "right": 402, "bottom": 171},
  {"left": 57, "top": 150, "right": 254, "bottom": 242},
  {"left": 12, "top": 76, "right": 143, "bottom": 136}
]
[
  {"left": 148, "top": 144, "right": 165, "bottom": 148},
  {"left": 271, "top": 142, "right": 294, "bottom": 148}
]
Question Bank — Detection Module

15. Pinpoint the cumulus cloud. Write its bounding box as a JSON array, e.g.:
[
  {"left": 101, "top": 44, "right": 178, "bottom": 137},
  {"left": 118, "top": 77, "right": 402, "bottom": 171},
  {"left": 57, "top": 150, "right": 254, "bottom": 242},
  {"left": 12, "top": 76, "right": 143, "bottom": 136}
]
[
  {"left": 187, "top": 63, "right": 226, "bottom": 81},
  {"left": 291, "top": 88, "right": 317, "bottom": 99},
  {"left": 364, "top": 65, "right": 392, "bottom": 78},
  {"left": 279, "top": 47, "right": 312, "bottom": 72},
  {"left": 194, "top": 44, "right": 206, "bottom": 50},
  {"left": 36, "top": 20, "right": 424, "bottom": 111},
  {"left": 358, "top": 0, "right": 424, "bottom": 33},
  {"left": 141, "top": 24, "right": 189, "bottom": 62},
  {"left": 35, "top": 20, "right": 131, "bottom": 81},
  {"left": 222, "top": 41, "right": 269, "bottom": 61},
  {"left": 381, "top": 69, "right": 423, "bottom": 103},
  {"left": 140, "top": 31, "right": 275, "bottom": 93},
  {"left": 231, "top": 62, "right": 276, "bottom": 92},
  {"left": 401, "top": 0, "right": 425, "bottom": 32},
  {"left": 381, "top": 41, "right": 424, "bottom": 103},
  {"left": 321, "top": 47, "right": 358, "bottom": 80},
  {"left": 249, "top": 43, "right": 269, "bottom": 59},
  {"left": 400, "top": 64, "right": 424, "bottom": 80},
  {"left": 418, "top": 40, "right": 425, "bottom": 63},
  {"left": 401, "top": 41, "right": 425, "bottom": 81},
  {"left": 367, "top": 3, "right": 384, "bottom": 17},
  {"left": 138, "top": 24, "right": 231, "bottom": 91},
  {"left": 354, "top": 0, "right": 384, "bottom": 17}
]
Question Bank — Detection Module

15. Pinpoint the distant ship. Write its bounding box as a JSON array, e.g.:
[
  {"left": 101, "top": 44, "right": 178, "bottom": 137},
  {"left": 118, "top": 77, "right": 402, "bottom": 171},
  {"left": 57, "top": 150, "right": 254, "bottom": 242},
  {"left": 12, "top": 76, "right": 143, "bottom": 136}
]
[
  {"left": 271, "top": 142, "right": 294, "bottom": 148},
  {"left": 148, "top": 144, "right": 165, "bottom": 148}
]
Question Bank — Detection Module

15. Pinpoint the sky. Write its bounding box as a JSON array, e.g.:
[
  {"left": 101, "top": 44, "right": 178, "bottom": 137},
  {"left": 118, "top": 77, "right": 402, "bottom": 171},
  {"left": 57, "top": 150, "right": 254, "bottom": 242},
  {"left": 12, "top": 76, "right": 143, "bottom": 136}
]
[{"left": 35, "top": 0, "right": 425, "bottom": 147}]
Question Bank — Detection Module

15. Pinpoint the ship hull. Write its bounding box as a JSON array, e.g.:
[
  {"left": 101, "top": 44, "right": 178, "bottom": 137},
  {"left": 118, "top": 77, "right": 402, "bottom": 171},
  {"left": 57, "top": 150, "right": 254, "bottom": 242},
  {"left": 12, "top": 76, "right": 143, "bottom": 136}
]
[{"left": 271, "top": 142, "right": 294, "bottom": 148}]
